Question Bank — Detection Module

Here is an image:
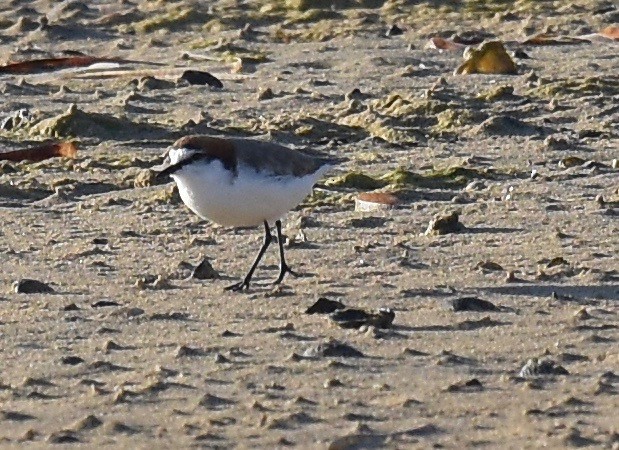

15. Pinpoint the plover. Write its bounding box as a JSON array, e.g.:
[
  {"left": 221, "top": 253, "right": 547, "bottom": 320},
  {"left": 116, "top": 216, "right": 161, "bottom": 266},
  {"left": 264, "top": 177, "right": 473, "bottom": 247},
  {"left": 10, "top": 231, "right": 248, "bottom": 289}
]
[{"left": 155, "top": 135, "right": 334, "bottom": 291}]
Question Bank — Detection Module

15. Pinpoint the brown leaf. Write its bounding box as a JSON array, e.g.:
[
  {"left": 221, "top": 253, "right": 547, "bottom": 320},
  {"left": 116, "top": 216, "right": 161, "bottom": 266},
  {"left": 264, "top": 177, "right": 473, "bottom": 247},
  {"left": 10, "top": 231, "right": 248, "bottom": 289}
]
[
  {"left": 598, "top": 26, "right": 619, "bottom": 41},
  {"left": 521, "top": 33, "right": 589, "bottom": 46},
  {"left": 427, "top": 37, "right": 465, "bottom": 51},
  {"left": 0, "top": 142, "right": 77, "bottom": 162},
  {"left": 0, "top": 56, "right": 159, "bottom": 75},
  {"left": 355, "top": 192, "right": 399, "bottom": 212},
  {"left": 454, "top": 41, "right": 517, "bottom": 75}
]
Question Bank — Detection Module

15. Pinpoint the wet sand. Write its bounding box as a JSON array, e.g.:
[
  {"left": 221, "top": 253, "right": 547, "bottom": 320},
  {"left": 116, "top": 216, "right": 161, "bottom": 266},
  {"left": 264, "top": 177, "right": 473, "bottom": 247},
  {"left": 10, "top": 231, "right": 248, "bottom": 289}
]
[{"left": 0, "top": 1, "right": 618, "bottom": 448}]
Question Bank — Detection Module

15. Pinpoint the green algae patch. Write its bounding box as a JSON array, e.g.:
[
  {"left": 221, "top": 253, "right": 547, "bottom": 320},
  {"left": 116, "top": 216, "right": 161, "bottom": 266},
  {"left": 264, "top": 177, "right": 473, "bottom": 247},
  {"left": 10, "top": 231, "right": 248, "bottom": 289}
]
[
  {"left": 325, "top": 166, "right": 496, "bottom": 192},
  {"left": 28, "top": 105, "right": 168, "bottom": 140},
  {"left": 302, "top": 189, "right": 353, "bottom": 208},
  {"left": 424, "top": 166, "right": 492, "bottom": 187},
  {"left": 433, "top": 109, "right": 479, "bottom": 133},
  {"left": 527, "top": 76, "right": 619, "bottom": 100},
  {"left": 477, "top": 85, "right": 515, "bottom": 101},
  {"left": 285, "top": 8, "right": 343, "bottom": 24},
  {"left": 325, "top": 172, "right": 386, "bottom": 190}
]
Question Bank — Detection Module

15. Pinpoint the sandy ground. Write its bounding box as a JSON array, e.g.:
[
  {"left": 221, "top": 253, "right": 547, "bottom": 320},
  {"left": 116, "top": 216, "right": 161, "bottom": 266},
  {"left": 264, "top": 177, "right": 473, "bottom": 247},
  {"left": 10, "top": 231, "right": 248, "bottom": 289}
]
[{"left": 0, "top": 1, "right": 618, "bottom": 448}]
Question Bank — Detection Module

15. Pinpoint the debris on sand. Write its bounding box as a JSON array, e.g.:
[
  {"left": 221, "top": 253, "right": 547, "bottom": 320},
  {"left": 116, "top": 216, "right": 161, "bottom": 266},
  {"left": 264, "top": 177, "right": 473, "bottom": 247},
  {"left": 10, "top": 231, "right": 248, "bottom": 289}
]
[
  {"left": 330, "top": 307, "right": 395, "bottom": 329},
  {"left": 178, "top": 70, "right": 223, "bottom": 88},
  {"left": 519, "top": 358, "right": 569, "bottom": 378},
  {"left": 190, "top": 257, "right": 220, "bottom": 280},
  {"left": 26, "top": 104, "right": 167, "bottom": 140},
  {"left": 355, "top": 192, "right": 399, "bottom": 212},
  {"left": 454, "top": 41, "right": 517, "bottom": 75},
  {"left": 303, "top": 340, "right": 364, "bottom": 358},
  {"left": 305, "top": 297, "right": 345, "bottom": 314},
  {"left": 450, "top": 296, "right": 499, "bottom": 312},
  {"left": 0, "top": 141, "right": 77, "bottom": 163},
  {"left": 13, "top": 279, "right": 55, "bottom": 294},
  {"left": 425, "top": 211, "right": 464, "bottom": 235}
]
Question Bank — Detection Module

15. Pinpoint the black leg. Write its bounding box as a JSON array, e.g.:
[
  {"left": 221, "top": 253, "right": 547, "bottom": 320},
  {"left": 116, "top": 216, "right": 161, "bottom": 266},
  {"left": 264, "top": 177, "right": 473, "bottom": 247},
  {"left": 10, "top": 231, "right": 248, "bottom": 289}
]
[
  {"left": 225, "top": 221, "right": 272, "bottom": 292},
  {"left": 273, "top": 220, "right": 300, "bottom": 285}
]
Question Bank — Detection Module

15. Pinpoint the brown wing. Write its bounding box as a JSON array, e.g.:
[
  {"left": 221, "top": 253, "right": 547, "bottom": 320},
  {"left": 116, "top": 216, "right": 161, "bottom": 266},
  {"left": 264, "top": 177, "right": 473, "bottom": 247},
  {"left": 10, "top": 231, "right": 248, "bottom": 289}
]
[{"left": 231, "top": 138, "right": 327, "bottom": 177}]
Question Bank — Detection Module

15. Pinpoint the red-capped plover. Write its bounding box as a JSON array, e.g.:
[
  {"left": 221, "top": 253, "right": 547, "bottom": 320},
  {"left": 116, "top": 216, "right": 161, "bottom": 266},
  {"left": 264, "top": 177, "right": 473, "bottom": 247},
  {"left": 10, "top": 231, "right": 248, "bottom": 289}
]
[{"left": 155, "top": 135, "right": 334, "bottom": 292}]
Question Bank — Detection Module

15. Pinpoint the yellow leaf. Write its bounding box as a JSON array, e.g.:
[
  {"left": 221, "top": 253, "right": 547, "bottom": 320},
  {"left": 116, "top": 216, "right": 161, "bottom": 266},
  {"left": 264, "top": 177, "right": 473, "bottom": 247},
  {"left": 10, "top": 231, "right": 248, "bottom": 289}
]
[{"left": 454, "top": 41, "right": 517, "bottom": 75}]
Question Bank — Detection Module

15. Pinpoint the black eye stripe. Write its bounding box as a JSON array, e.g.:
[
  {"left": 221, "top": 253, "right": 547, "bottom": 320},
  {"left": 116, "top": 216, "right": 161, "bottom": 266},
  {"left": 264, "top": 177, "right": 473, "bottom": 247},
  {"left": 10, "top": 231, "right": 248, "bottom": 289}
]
[{"left": 156, "top": 151, "right": 237, "bottom": 179}]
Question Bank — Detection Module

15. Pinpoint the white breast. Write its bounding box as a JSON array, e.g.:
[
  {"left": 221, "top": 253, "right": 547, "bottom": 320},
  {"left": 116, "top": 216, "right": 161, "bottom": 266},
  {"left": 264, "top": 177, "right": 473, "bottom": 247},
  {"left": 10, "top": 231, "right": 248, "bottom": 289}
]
[{"left": 170, "top": 158, "right": 327, "bottom": 227}]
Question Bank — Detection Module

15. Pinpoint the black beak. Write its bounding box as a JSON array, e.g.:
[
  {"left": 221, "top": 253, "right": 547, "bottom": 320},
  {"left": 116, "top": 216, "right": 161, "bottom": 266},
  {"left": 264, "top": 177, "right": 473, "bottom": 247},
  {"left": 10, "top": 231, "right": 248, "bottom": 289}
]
[{"left": 152, "top": 155, "right": 175, "bottom": 181}]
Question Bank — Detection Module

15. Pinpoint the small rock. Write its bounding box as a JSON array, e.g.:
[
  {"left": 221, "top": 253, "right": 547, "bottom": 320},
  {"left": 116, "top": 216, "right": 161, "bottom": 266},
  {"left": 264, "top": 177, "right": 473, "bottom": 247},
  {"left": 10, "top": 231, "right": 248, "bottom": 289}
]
[
  {"left": 178, "top": 70, "right": 223, "bottom": 88},
  {"left": 134, "top": 169, "right": 158, "bottom": 188},
  {"left": 344, "top": 88, "right": 365, "bottom": 101},
  {"left": 324, "top": 378, "right": 344, "bottom": 388},
  {"left": 72, "top": 414, "right": 103, "bottom": 431},
  {"left": 257, "top": 87, "right": 274, "bottom": 100},
  {"left": 505, "top": 271, "right": 517, "bottom": 282},
  {"left": 330, "top": 308, "right": 395, "bottom": 329},
  {"left": 60, "top": 356, "right": 84, "bottom": 366},
  {"left": 214, "top": 353, "right": 230, "bottom": 364},
  {"left": 47, "top": 430, "right": 80, "bottom": 443},
  {"left": 558, "top": 156, "right": 586, "bottom": 168},
  {"left": 303, "top": 340, "right": 364, "bottom": 358},
  {"left": 103, "top": 340, "right": 124, "bottom": 352},
  {"left": 473, "top": 115, "right": 538, "bottom": 136},
  {"left": 563, "top": 428, "right": 598, "bottom": 447},
  {"left": 62, "top": 303, "right": 80, "bottom": 311},
  {"left": 287, "top": 352, "right": 303, "bottom": 362},
  {"left": 573, "top": 307, "right": 591, "bottom": 320},
  {"left": 543, "top": 134, "right": 571, "bottom": 151},
  {"left": 519, "top": 358, "right": 569, "bottom": 378},
  {"left": 13, "top": 279, "right": 54, "bottom": 294},
  {"left": 0, "top": 410, "right": 35, "bottom": 421},
  {"left": 424, "top": 212, "right": 464, "bottom": 235},
  {"left": 191, "top": 257, "right": 219, "bottom": 280},
  {"left": 464, "top": 180, "right": 487, "bottom": 191},
  {"left": 385, "top": 24, "right": 404, "bottom": 37},
  {"left": 198, "top": 393, "right": 233, "bottom": 410},
  {"left": 92, "top": 300, "right": 120, "bottom": 308},
  {"left": 175, "top": 345, "right": 202, "bottom": 358},
  {"left": 137, "top": 76, "right": 174, "bottom": 90},
  {"left": 445, "top": 378, "right": 484, "bottom": 392},
  {"left": 305, "top": 297, "right": 346, "bottom": 314},
  {"left": 475, "top": 260, "right": 504, "bottom": 272},
  {"left": 450, "top": 296, "right": 499, "bottom": 312},
  {"left": 348, "top": 216, "right": 388, "bottom": 228}
]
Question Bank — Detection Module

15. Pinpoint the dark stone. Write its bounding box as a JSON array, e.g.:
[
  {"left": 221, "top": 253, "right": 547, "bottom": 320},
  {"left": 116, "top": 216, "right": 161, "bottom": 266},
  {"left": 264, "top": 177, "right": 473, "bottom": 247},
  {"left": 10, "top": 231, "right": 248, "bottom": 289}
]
[
  {"left": 178, "top": 70, "right": 223, "bottom": 88},
  {"left": 13, "top": 279, "right": 54, "bottom": 294},
  {"left": 330, "top": 307, "right": 395, "bottom": 329},
  {"left": 61, "top": 356, "right": 84, "bottom": 366},
  {"left": 305, "top": 297, "right": 345, "bottom": 314},
  {"left": 450, "top": 296, "right": 499, "bottom": 312},
  {"left": 191, "top": 257, "right": 219, "bottom": 280},
  {"left": 91, "top": 300, "right": 120, "bottom": 308}
]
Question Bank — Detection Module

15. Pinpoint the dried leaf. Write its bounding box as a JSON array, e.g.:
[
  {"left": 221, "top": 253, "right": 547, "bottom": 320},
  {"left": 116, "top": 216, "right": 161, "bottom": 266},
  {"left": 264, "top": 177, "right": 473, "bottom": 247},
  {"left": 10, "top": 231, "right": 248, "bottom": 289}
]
[
  {"left": 0, "top": 56, "right": 160, "bottom": 75},
  {"left": 454, "top": 41, "right": 517, "bottom": 75},
  {"left": 521, "top": 33, "right": 588, "bottom": 46},
  {"left": 596, "top": 26, "right": 619, "bottom": 41},
  {"left": 427, "top": 37, "right": 465, "bottom": 51},
  {"left": 355, "top": 192, "right": 399, "bottom": 212},
  {"left": 0, "top": 142, "right": 77, "bottom": 162}
]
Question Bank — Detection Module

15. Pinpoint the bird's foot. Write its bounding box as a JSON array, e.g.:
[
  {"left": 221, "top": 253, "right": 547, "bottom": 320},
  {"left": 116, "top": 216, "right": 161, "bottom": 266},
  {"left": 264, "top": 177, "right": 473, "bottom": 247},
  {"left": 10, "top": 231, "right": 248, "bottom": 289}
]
[
  {"left": 273, "top": 264, "right": 301, "bottom": 285},
  {"left": 224, "top": 279, "right": 251, "bottom": 292}
]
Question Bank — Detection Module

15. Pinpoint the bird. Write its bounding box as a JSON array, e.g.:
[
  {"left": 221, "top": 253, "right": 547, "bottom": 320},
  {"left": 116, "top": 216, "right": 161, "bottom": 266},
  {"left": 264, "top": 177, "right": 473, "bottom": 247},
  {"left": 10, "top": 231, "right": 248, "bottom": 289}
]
[{"left": 155, "top": 135, "right": 335, "bottom": 292}]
